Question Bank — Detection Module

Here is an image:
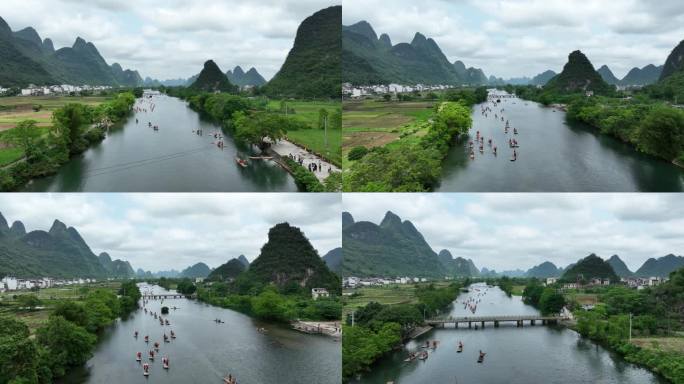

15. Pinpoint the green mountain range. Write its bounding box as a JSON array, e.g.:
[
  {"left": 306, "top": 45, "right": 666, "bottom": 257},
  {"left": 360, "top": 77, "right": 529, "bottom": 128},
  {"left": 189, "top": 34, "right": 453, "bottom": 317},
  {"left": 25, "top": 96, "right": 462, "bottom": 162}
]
[
  {"left": 526, "top": 261, "right": 562, "bottom": 278},
  {"left": 342, "top": 211, "right": 447, "bottom": 277},
  {"left": 544, "top": 50, "right": 613, "bottom": 95},
  {"left": 342, "top": 20, "right": 488, "bottom": 86},
  {"left": 437, "top": 249, "right": 479, "bottom": 277},
  {"left": 207, "top": 258, "right": 245, "bottom": 281},
  {"left": 180, "top": 262, "right": 212, "bottom": 278},
  {"left": 189, "top": 60, "right": 237, "bottom": 92},
  {"left": 597, "top": 65, "right": 621, "bottom": 85},
  {"left": 635, "top": 254, "right": 684, "bottom": 278},
  {"left": 606, "top": 255, "right": 633, "bottom": 277},
  {"left": 0, "top": 212, "right": 138, "bottom": 278},
  {"left": 264, "top": 5, "right": 341, "bottom": 98},
  {"left": 559, "top": 253, "right": 619, "bottom": 283},
  {"left": 98, "top": 252, "right": 135, "bottom": 278},
  {"left": 0, "top": 17, "right": 142, "bottom": 87},
  {"left": 531, "top": 70, "right": 558, "bottom": 86},
  {"left": 226, "top": 66, "right": 266, "bottom": 87},
  {"left": 322, "top": 247, "right": 342, "bottom": 274},
  {"left": 621, "top": 64, "right": 663, "bottom": 86},
  {"left": 247, "top": 222, "right": 340, "bottom": 293}
]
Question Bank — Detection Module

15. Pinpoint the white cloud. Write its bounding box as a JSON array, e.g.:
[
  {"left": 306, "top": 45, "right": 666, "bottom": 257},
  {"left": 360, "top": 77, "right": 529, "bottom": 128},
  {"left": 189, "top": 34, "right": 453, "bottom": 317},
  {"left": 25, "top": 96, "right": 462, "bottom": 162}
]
[
  {"left": 343, "top": 0, "right": 684, "bottom": 78},
  {"left": 0, "top": 193, "right": 341, "bottom": 272},
  {"left": 343, "top": 193, "right": 684, "bottom": 273},
  {"left": 0, "top": 0, "right": 337, "bottom": 79}
]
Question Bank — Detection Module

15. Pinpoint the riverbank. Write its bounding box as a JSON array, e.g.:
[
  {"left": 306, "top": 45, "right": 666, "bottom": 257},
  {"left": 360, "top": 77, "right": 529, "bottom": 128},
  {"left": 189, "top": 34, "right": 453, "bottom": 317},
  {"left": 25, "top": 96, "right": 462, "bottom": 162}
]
[
  {"left": 343, "top": 88, "right": 487, "bottom": 191},
  {"left": 0, "top": 92, "right": 136, "bottom": 191},
  {"left": 292, "top": 320, "right": 342, "bottom": 338},
  {"left": 511, "top": 85, "right": 684, "bottom": 167},
  {"left": 269, "top": 138, "right": 341, "bottom": 182}
]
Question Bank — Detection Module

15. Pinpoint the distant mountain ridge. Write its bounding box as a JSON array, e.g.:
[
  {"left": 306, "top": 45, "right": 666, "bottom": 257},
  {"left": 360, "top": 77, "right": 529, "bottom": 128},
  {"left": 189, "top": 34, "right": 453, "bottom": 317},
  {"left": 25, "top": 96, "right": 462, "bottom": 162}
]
[
  {"left": 0, "top": 212, "right": 134, "bottom": 278},
  {"left": 0, "top": 16, "right": 142, "bottom": 87},
  {"left": 207, "top": 258, "right": 245, "bottom": 281},
  {"left": 342, "top": 20, "right": 487, "bottom": 86},
  {"left": 322, "top": 247, "right": 342, "bottom": 273},
  {"left": 342, "top": 211, "right": 448, "bottom": 277},
  {"left": 560, "top": 253, "right": 619, "bottom": 283},
  {"left": 180, "top": 262, "right": 212, "bottom": 278},
  {"left": 226, "top": 66, "right": 266, "bottom": 87}
]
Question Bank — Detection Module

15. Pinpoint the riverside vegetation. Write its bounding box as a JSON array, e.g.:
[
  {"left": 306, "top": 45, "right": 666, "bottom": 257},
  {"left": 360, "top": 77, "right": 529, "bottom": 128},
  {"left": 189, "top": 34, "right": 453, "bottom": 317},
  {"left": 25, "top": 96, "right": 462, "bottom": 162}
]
[
  {"left": 343, "top": 87, "right": 487, "bottom": 191},
  {"left": 509, "top": 47, "right": 684, "bottom": 166},
  {"left": 0, "top": 90, "right": 137, "bottom": 191},
  {"left": 163, "top": 222, "right": 342, "bottom": 324},
  {"left": 0, "top": 280, "right": 141, "bottom": 383},
  {"left": 165, "top": 85, "right": 342, "bottom": 192},
  {"left": 522, "top": 269, "right": 684, "bottom": 383},
  {"left": 342, "top": 281, "right": 463, "bottom": 378}
]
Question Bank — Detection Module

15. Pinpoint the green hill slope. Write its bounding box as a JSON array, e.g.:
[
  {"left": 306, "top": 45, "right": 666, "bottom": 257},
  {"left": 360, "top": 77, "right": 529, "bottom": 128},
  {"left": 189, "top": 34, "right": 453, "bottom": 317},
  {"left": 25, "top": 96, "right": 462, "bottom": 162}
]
[
  {"left": 559, "top": 254, "right": 619, "bottom": 283},
  {"left": 342, "top": 211, "right": 446, "bottom": 277},
  {"left": 247, "top": 222, "right": 340, "bottom": 293},
  {"left": 264, "top": 6, "right": 341, "bottom": 98},
  {"left": 545, "top": 50, "right": 613, "bottom": 95},
  {"left": 189, "top": 60, "right": 236, "bottom": 92}
]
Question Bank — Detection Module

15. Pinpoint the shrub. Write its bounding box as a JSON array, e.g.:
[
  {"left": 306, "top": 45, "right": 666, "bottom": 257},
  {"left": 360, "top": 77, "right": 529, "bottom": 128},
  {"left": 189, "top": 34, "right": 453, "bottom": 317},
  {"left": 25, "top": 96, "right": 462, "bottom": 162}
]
[{"left": 347, "top": 146, "right": 368, "bottom": 161}]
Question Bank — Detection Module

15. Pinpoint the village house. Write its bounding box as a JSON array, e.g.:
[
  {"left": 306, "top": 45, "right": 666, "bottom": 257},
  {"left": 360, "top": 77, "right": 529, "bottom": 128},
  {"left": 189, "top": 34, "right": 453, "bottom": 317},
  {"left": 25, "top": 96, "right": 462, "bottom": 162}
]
[{"left": 311, "top": 288, "right": 329, "bottom": 300}]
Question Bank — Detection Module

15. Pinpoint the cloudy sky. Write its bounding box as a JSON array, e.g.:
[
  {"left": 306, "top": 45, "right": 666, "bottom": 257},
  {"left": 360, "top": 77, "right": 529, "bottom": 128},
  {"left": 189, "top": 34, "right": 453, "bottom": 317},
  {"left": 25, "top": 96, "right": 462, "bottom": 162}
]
[
  {"left": 344, "top": 193, "right": 684, "bottom": 272},
  {"left": 343, "top": 0, "right": 684, "bottom": 79},
  {"left": 0, "top": 193, "right": 341, "bottom": 272},
  {"left": 0, "top": 0, "right": 336, "bottom": 80}
]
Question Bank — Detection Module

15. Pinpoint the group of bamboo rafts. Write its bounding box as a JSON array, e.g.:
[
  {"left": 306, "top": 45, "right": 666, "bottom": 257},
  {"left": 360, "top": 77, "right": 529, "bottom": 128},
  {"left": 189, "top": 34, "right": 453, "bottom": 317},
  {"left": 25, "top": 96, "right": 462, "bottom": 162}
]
[{"left": 403, "top": 339, "right": 487, "bottom": 364}]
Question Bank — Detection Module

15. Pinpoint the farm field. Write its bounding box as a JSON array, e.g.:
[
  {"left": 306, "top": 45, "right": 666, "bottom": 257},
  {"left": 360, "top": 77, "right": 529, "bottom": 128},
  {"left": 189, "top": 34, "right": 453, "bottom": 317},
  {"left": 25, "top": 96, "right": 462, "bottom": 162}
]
[{"left": 342, "top": 99, "right": 435, "bottom": 169}]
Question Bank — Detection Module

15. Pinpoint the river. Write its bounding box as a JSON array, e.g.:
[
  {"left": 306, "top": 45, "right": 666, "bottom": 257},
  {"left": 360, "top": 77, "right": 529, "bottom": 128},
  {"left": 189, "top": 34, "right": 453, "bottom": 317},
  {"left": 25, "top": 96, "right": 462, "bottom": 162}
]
[
  {"left": 23, "top": 94, "right": 298, "bottom": 192},
  {"left": 436, "top": 92, "right": 684, "bottom": 191},
  {"left": 61, "top": 284, "right": 340, "bottom": 384},
  {"left": 352, "top": 284, "right": 666, "bottom": 384}
]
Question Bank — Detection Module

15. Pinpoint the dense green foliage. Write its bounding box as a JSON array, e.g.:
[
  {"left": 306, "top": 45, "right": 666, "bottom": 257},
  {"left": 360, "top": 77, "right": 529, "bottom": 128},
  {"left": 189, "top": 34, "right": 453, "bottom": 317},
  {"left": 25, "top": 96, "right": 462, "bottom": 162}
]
[
  {"left": 0, "top": 92, "right": 135, "bottom": 191},
  {"left": 264, "top": 6, "right": 341, "bottom": 99},
  {"left": 570, "top": 269, "right": 684, "bottom": 383},
  {"left": 342, "top": 211, "right": 448, "bottom": 277},
  {"left": 347, "top": 146, "right": 368, "bottom": 161},
  {"left": 342, "top": 283, "right": 461, "bottom": 378},
  {"left": 345, "top": 89, "right": 483, "bottom": 192},
  {"left": 0, "top": 281, "right": 140, "bottom": 383},
  {"left": 283, "top": 157, "right": 325, "bottom": 192}
]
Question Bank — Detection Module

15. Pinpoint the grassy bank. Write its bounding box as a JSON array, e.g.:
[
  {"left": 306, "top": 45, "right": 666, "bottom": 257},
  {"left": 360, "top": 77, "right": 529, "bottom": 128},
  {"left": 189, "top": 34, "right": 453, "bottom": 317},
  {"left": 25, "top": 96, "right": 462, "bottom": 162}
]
[
  {"left": 342, "top": 282, "right": 462, "bottom": 379},
  {"left": 0, "top": 92, "right": 136, "bottom": 190},
  {"left": 343, "top": 88, "right": 487, "bottom": 191},
  {"left": 266, "top": 100, "right": 342, "bottom": 166}
]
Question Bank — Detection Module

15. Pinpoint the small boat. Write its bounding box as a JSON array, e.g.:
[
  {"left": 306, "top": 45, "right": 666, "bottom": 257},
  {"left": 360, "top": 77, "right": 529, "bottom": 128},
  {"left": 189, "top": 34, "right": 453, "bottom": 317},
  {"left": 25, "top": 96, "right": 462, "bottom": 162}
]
[
  {"left": 478, "top": 352, "right": 486, "bottom": 363},
  {"left": 136, "top": 352, "right": 142, "bottom": 362},
  {"left": 418, "top": 352, "right": 428, "bottom": 360},
  {"left": 235, "top": 157, "right": 248, "bottom": 168},
  {"left": 143, "top": 363, "right": 150, "bottom": 376},
  {"left": 163, "top": 357, "right": 169, "bottom": 369}
]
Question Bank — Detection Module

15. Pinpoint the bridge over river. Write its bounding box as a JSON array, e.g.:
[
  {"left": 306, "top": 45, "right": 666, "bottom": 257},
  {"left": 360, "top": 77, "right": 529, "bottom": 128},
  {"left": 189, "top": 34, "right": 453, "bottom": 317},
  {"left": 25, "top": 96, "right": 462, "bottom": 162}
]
[{"left": 426, "top": 315, "right": 570, "bottom": 328}]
